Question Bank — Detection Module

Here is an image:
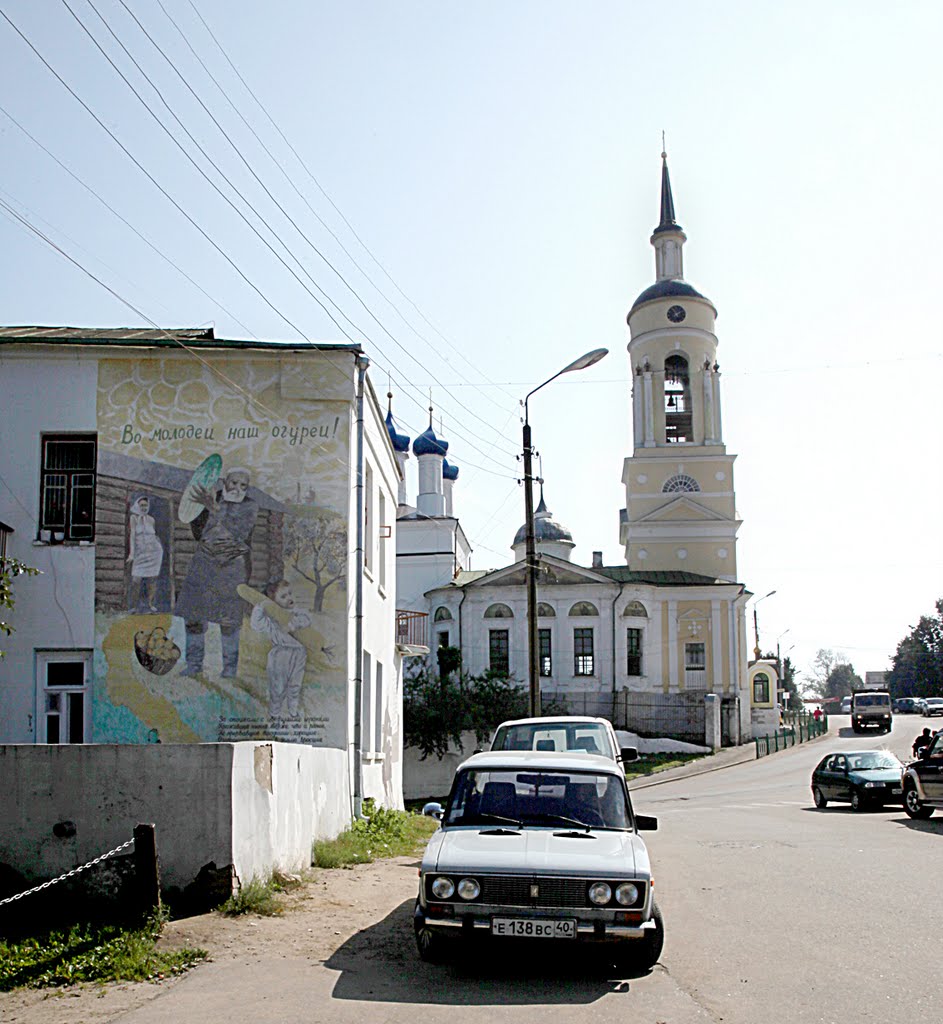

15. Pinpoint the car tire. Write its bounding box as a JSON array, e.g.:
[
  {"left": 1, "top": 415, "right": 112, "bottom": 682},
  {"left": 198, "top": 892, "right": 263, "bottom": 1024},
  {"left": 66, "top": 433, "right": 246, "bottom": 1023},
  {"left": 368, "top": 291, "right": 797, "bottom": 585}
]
[
  {"left": 903, "top": 784, "right": 934, "bottom": 820},
  {"left": 612, "top": 899, "right": 664, "bottom": 974},
  {"left": 850, "top": 790, "right": 865, "bottom": 812},
  {"left": 813, "top": 786, "right": 828, "bottom": 809},
  {"left": 415, "top": 921, "right": 449, "bottom": 963}
]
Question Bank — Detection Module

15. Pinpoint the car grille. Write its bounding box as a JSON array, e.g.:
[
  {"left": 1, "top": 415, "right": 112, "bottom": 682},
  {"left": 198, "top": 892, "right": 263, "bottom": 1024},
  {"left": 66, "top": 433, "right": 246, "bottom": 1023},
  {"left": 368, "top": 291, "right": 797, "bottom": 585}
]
[{"left": 426, "top": 874, "right": 645, "bottom": 909}]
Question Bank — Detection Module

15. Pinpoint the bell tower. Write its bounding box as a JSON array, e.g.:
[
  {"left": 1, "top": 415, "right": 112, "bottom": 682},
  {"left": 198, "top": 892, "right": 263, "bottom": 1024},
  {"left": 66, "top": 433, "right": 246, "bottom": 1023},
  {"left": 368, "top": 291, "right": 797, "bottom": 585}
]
[{"left": 619, "top": 152, "right": 740, "bottom": 581}]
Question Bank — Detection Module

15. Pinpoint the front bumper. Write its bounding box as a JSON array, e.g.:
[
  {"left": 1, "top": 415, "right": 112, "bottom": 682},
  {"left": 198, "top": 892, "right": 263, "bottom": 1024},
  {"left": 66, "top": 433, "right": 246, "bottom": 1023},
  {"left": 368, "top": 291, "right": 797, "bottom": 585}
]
[{"left": 414, "top": 901, "right": 656, "bottom": 941}]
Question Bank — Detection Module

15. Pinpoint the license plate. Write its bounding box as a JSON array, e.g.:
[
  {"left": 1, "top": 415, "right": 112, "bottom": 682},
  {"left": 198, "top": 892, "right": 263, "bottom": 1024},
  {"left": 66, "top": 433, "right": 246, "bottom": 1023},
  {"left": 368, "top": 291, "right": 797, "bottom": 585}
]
[
  {"left": 492, "top": 917, "right": 576, "bottom": 938},
  {"left": 891, "top": 788, "right": 902, "bottom": 795}
]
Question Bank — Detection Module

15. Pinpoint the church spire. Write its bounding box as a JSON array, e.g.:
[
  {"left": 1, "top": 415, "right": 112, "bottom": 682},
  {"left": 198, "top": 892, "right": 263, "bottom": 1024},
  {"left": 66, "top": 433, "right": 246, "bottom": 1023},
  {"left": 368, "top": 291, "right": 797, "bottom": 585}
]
[
  {"left": 651, "top": 144, "right": 686, "bottom": 281},
  {"left": 656, "top": 146, "right": 680, "bottom": 233}
]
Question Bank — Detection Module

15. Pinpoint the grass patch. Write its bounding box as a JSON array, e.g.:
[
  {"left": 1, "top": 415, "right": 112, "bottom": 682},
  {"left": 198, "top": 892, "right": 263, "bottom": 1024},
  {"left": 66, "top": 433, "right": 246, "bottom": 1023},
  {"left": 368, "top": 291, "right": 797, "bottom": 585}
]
[
  {"left": 623, "top": 751, "right": 707, "bottom": 781},
  {"left": 313, "top": 801, "right": 439, "bottom": 869},
  {"left": 220, "top": 877, "right": 283, "bottom": 917},
  {"left": 0, "top": 914, "right": 206, "bottom": 992}
]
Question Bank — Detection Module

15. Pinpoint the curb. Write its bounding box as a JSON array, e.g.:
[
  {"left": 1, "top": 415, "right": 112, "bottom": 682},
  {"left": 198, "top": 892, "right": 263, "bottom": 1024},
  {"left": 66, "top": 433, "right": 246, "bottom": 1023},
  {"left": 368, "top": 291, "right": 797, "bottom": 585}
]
[{"left": 627, "top": 743, "right": 756, "bottom": 791}]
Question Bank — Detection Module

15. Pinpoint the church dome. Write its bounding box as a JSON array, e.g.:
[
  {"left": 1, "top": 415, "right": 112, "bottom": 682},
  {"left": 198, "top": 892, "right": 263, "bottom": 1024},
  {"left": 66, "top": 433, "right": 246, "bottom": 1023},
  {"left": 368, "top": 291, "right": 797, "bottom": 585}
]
[
  {"left": 442, "top": 460, "right": 459, "bottom": 481},
  {"left": 385, "top": 408, "right": 410, "bottom": 453},
  {"left": 512, "top": 494, "right": 574, "bottom": 547},
  {"left": 413, "top": 425, "right": 448, "bottom": 457},
  {"left": 628, "top": 278, "right": 716, "bottom": 319}
]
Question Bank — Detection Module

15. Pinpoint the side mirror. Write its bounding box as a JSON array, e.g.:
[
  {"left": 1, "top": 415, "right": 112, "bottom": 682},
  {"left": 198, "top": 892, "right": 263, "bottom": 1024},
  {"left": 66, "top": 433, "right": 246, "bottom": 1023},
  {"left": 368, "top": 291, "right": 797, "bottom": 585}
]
[
  {"left": 635, "top": 814, "right": 658, "bottom": 831},
  {"left": 620, "top": 746, "right": 639, "bottom": 763},
  {"left": 421, "top": 802, "right": 444, "bottom": 821}
]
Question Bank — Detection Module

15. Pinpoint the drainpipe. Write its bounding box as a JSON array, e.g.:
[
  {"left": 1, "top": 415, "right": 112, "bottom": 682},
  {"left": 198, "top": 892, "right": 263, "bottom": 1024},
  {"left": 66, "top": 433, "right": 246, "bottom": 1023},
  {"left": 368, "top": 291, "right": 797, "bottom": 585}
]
[
  {"left": 611, "top": 581, "right": 626, "bottom": 719},
  {"left": 352, "top": 354, "right": 369, "bottom": 820}
]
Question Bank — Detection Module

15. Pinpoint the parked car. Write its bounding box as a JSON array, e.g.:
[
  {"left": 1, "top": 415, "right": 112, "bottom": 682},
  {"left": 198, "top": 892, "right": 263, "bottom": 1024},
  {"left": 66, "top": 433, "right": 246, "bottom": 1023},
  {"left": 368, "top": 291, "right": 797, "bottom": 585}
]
[
  {"left": 902, "top": 732, "right": 943, "bottom": 819},
  {"left": 810, "top": 750, "right": 904, "bottom": 811},
  {"left": 415, "top": 749, "right": 663, "bottom": 971},
  {"left": 894, "top": 697, "right": 917, "bottom": 714},
  {"left": 922, "top": 697, "right": 943, "bottom": 717},
  {"left": 489, "top": 716, "right": 638, "bottom": 764},
  {"left": 915, "top": 698, "right": 928, "bottom": 714},
  {"left": 840, "top": 697, "right": 852, "bottom": 714}
]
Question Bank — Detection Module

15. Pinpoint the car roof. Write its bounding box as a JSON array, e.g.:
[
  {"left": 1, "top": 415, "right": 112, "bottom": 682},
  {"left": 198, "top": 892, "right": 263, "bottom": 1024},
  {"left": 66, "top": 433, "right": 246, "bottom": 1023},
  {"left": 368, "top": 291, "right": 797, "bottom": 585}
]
[
  {"left": 494, "top": 716, "right": 612, "bottom": 728},
  {"left": 458, "top": 750, "right": 622, "bottom": 774},
  {"left": 819, "top": 750, "right": 899, "bottom": 759}
]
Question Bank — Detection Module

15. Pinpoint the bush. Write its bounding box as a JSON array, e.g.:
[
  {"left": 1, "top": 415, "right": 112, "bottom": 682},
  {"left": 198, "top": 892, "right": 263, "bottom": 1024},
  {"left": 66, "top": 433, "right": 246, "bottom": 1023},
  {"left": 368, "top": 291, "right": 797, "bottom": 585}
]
[{"left": 313, "top": 803, "right": 437, "bottom": 868}]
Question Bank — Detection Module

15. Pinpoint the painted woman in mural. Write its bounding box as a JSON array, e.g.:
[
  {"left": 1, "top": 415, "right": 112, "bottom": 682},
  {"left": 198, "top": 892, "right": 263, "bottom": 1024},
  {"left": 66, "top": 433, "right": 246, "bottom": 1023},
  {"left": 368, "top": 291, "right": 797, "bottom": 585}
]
[
  {"left": 174, "top": 466, "right": 258, "bottom": 679},
  {"left": 249, "top": 579, "right": 313, "bottom": 718},
  {"left": 127, "top": 494, "right": 164, "bottom": 612}
]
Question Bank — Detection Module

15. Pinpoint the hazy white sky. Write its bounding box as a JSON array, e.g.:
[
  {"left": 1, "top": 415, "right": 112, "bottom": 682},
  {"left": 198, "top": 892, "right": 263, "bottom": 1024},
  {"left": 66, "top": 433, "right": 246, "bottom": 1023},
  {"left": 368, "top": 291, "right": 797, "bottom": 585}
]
[{"left": 1, "top": 1, "right": 940, "bottom": 687}]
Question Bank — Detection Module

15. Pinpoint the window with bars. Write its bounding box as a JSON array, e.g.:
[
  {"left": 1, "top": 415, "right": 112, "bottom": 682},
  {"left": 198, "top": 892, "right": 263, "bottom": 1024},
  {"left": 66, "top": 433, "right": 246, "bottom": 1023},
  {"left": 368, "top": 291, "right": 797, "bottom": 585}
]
[
  {"left": 626, "top": 627, "right": 642, "bottom": 676},
  {"left": 539, "top": 628, "right": 552, "bottom": 676},
  {"left": 684, "top": 642, "right": 706, "bottom": 671},
  {"left": 574, "top": 627, "right": 594, "bottom": 676},
  {"left": 40, "top": 435, "right": 97, "bottom": 541},
  {"left": 489, "top": 629, "right": 509, "bottom": 675},
  {"left": 38, "top": 652, "right": 90, "bottom": 743}
]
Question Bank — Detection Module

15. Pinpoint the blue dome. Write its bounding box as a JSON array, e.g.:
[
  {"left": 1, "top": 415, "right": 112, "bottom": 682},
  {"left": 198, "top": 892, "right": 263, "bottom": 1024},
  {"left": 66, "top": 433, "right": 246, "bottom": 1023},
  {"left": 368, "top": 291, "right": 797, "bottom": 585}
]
[
  {"left": 413, "top": 426, "right": 448, "bottom": 457},
  {"left": 385, "top": 409, "right": 410, "bottom": 453},
  {"left": 628, "top": 278, "right": 716, "bottom": 319},
  {"left": 442, "top": 460, "right": 459, "bottom": 481},
  {"left": 512, "top": 515, "right": 574, "bottom": 548}
]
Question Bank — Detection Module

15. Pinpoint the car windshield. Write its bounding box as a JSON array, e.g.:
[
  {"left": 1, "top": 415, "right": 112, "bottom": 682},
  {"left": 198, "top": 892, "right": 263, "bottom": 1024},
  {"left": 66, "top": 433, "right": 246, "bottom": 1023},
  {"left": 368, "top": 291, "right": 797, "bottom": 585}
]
[
  {"left": 927, "top": 699, "right": 943, "bottom": 706},
  {"left": 491, "top": 723, "right": 611, "bottom": 756},
  {"left": 847, "top": 752, "right": 902, "bottom": 770},
  {"left": 444, "top": 767, "right": 631, "bottom": 830},
  {"left": 854, "top": 693, "right": 890, "bottom": 706}
]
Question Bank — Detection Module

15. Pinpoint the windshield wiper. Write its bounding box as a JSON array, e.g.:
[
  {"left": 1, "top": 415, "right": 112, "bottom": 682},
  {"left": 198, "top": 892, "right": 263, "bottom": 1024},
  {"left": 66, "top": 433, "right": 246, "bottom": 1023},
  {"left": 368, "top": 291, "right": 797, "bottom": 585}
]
[
  {"left": 475, "top": 812, "right": 523, "bottom": 828},
  {"left": 530, "top": 812, "right": 594, "bottom": 832}
]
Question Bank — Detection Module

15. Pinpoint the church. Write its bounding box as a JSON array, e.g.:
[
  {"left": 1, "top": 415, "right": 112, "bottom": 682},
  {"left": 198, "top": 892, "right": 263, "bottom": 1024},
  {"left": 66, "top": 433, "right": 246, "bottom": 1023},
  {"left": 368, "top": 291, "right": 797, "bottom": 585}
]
[{"left": 393, "top": 154, "right": 778, "bottom": 744}]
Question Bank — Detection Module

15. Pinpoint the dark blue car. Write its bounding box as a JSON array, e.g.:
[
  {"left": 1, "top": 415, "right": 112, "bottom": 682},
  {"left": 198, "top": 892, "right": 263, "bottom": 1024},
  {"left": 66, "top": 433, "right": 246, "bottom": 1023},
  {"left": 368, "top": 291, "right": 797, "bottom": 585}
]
[{"left": 811, "top": 750, "right": 904, "bottom": 811}]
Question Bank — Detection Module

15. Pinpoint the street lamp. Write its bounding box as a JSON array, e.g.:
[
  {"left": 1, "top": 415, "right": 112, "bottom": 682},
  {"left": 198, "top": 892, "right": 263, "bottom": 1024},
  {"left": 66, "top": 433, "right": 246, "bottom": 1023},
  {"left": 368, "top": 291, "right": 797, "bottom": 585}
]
[
  {"left": 751, "top": 589, "right": 776, "bottom": 660},
  {"left": 523, "top": 347, "right": 608, "bottom": 716}
]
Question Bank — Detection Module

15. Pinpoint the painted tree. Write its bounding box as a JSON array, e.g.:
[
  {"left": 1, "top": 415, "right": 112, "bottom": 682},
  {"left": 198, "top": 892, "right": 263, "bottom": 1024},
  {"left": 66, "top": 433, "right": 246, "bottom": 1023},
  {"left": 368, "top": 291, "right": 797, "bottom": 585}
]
[
  {"left": 0, "top": 556, "right": 40, "bottom": 658},
  {"left": 282, "top": 510, "right": 347, "bottom": 612}
]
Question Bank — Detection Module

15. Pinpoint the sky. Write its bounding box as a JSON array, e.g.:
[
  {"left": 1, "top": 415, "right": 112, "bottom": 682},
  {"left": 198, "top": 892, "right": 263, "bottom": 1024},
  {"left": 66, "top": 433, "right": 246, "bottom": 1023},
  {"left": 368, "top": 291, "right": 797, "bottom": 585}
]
[{"left": 1, "top": 1, "right": 941, "bottom": 689}]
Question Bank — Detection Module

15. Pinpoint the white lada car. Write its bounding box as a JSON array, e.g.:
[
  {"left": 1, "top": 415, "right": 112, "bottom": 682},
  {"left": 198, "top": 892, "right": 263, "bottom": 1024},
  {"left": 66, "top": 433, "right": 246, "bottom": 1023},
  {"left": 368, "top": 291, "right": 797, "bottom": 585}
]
[{"left": 414, "top": 750, "right": 663, "bottom": 972}]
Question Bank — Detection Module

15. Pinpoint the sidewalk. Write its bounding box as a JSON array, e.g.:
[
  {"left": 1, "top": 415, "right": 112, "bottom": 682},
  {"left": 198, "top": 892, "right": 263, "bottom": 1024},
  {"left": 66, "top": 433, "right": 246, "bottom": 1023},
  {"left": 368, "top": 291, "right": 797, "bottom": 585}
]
[{"left": 627, "top": 742, "right": 757, "bottom": 791}]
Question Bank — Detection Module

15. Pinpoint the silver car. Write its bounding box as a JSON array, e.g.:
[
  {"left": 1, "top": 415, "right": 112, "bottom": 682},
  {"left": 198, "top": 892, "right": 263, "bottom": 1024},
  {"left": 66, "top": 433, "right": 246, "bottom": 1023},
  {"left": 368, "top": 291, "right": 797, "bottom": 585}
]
[
  {"left": 415, "top": 750, "right": 664, "bottom": 972},
  {"left": 489, "top": 715, "right": 638, "bottom": 764}
]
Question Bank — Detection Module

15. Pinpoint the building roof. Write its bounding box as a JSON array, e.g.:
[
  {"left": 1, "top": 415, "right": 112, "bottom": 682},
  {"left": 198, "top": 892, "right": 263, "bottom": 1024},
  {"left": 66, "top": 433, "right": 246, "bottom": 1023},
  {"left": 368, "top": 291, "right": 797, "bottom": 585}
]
[
  {"left": 629, "top": 278, "right": 715, "bottom": 317},
  {"left": 413, "top": 424, "right": 448, "bottom": 457},
  {"left": 653, "top": 151, "right": 682, "bottom": 236},
  {"left": 0, "top": 325, "right": 361, "bottom": 352},
  {"left": 597, "top": 567, "right": 737, "bottom": 586},
  {"left": 385, "top": 408, "right": 411, "bottom": 453}
]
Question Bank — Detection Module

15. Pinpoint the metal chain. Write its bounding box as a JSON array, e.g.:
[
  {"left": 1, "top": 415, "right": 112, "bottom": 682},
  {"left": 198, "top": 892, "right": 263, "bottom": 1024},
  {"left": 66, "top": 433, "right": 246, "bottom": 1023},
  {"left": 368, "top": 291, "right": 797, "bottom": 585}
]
[{"left": 0, "top": 838, "right": 135, "bottom": 907}]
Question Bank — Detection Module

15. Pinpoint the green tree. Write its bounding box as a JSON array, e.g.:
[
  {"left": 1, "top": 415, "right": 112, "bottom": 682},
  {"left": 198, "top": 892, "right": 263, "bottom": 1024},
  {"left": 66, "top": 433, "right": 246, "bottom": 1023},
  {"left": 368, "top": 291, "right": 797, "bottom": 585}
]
[
  {"left": 0, "top": 556, "right": 40, "bottom": 658},
  {"left": 403, "top": 664, "right": 566, "bottom": 760},
  {"left": 823, "top": 662, "right": 862, "bottom": 700},
  {"left": 886, "top": 599, "right": 943, "bottom": 698}
]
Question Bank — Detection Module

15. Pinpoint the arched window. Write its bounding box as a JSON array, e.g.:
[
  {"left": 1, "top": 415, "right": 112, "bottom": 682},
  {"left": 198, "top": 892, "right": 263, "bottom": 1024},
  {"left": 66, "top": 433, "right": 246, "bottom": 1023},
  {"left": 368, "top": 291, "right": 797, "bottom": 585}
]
[
  {"left": 664, "top": 354, "right": 692, "bottom": 443},
  {"left": 663, "top": 474, "right": 700, "bottom": 494},
  {"left": 753, "top": 672, "right": 770, "bottom": 704},
  {"left": 568, "top": 601, "right": 599, "bottom": 617},
  {"left": 484, "top": 603, "right": 514, "bottom": 619},
  {"left": 537, "top": 602, "right": 556, "bottom": 617},
  {"left": 433, "top": 606, "right": 453, "bottom": 622},
  {"left": 623, "top": 601, "right": 648, "bottom": 617}
]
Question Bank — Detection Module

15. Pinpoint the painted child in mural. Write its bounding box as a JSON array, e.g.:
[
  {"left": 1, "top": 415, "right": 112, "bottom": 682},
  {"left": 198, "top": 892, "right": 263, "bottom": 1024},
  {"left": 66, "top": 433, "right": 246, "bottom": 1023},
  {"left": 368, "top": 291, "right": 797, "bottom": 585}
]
[
  {"left": 174, "top": 467, "right": 258, "bottom": 678},
  {"left": 127, "top": 494, "right": 164, "bottom": 612},
  {"left": 249, "top": 579, "right": 313, "bottom": 718}
]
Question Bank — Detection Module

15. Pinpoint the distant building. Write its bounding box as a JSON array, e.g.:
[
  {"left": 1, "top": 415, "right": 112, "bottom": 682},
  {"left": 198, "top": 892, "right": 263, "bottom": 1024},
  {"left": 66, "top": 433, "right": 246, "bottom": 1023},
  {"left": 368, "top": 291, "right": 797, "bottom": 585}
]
[
  {"left": 395, "top": 154, "right": 760, "bottom": 745},
  {"left": 0, "top": 328, "right": 411, "bottom": 811}
]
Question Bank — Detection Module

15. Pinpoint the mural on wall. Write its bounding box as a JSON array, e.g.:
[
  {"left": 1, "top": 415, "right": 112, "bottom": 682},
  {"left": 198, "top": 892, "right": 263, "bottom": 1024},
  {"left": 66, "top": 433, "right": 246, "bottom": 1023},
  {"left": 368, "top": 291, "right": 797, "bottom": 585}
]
[{"left": 93, "top": 356, "right": 351, "bottom": 748}]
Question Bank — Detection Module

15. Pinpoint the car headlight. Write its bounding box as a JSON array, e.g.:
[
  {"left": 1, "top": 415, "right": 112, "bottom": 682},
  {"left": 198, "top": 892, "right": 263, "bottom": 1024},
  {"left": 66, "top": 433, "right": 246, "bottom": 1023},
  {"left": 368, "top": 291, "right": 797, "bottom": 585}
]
[
  {"left": 615, "top": 882, "right": 640, "bottom": 905},
  {"left": 863, "top": 782, "right": 881, "bottom": 788},
  {"left": 588, "top": 882, "right": 612, "bottom": 905},
  {"left": 431, "top": 876, "right": 455, "bottom": 899},
  {"left": 457, "top": 878, "right": 480, "bottom": 900}
]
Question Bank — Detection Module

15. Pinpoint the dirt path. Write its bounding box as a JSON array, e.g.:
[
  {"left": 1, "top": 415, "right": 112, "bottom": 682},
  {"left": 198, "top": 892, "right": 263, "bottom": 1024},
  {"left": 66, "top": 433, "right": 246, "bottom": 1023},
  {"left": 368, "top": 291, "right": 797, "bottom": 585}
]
[{"left": 1, "top": 854, "right": 420, "bottom": 1024}]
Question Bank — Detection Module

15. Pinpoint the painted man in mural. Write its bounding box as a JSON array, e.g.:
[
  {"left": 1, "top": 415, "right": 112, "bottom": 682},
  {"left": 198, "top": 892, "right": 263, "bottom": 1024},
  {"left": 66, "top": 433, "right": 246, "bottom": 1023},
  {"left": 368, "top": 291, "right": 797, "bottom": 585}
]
[{"left": 175, "top": 467, "right": 258, "bottom": 678}]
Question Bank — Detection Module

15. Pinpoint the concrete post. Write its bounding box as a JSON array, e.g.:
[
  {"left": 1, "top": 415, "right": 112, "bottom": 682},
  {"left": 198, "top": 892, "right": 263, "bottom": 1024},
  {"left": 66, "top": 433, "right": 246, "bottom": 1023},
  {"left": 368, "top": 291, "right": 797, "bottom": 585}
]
[{"left": 705, "top": 693, "right": 722, "bottom": 751}]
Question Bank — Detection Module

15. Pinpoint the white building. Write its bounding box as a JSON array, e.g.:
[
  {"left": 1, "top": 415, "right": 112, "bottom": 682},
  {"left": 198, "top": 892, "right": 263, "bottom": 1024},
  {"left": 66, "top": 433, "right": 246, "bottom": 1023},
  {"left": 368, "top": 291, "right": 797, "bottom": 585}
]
[
  {"left": 0, "top": 328, "right": 412, "bottom": 812},
  {"left": 395, "top": 155, "right": 767, "bottom": 743}
]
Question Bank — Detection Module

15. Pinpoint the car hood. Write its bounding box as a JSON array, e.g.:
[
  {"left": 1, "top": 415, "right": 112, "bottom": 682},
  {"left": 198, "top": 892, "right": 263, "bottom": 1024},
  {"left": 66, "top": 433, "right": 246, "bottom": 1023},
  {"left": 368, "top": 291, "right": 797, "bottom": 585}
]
[
  {"left": 423, "top": 827, "right": 651, "bottom": 880},
  {"left": 848, "top": 768, "right": 901, "bottom": 783}
]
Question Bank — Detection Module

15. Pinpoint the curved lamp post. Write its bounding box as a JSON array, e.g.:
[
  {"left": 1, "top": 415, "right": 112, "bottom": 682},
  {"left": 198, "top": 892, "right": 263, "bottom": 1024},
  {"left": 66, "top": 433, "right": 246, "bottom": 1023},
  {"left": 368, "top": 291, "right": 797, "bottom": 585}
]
[
  {"left": 523, "top": 347, "right": 608, "bottom": 716},
  {"left": 752, "top": 589, "right": 777, "bottom": 660}
]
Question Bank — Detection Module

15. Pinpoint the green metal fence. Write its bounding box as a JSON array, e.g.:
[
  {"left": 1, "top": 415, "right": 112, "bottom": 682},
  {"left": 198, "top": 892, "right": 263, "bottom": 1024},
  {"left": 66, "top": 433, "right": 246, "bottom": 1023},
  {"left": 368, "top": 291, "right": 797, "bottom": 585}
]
[{"left": 755, "top": 711, "right": 828, "bottom": 757}]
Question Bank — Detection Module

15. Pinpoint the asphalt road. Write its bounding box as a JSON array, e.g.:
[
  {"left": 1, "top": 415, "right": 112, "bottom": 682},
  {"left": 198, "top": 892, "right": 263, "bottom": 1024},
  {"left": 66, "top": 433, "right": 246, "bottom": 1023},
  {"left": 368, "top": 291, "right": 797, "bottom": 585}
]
[{"left": 105, "top": 715, "right": 941, "bottom": 1024}]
